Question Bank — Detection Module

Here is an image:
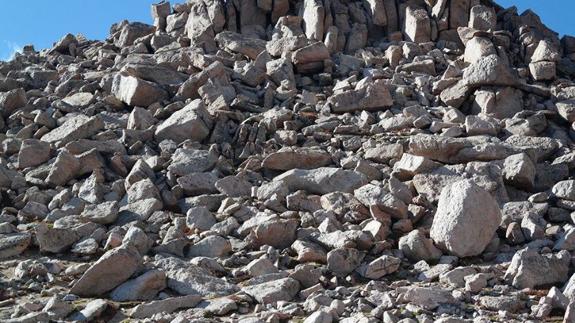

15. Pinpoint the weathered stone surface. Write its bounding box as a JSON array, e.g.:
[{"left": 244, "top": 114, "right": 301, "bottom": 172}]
[
  {"left": 399, "top": 229, "right": 442, "bottom": 262},
  {"left": 1, "top": 0, "right": 574, "bottom": 321},
  {"left": 503, "top": 153, "right": 536, "bottom": 190},
  {"left": 464, "top": 37, "right": 496, "bottom": 64},
  {"left": 262, "top": 147, "right": 331, "bottom": 170},
  {"left": 62, "top": 92, "right": 94, "bottom": 108},
  {"left": 110, "top": 270, "right": 166, "bottom": 302},
  {"left": 70, "top": 246, "right": 142, "bottom": 296},
  {"left": 215, "top": 31, "right": 266, "bottom": 60},
  {"left": 46, "top": 150, "right": 80, "bottom": 186},
  {"left": 430, "top": 180, "right": 501, "bottom": 257},
  {"left": 302, "top": 0, "right": 325, "bottom": 41},
  {"left": 327, "top": 248, "right": 364, "bottom": 277},
  {"left": 357, "top": 255, "right": 401, "bottom": 279},
  {"left": 154, "top": 99, "right": 211, "bottom": 143},
  {"left": 404, "top": 6, "right": 430, "bottom": 43},
  {"left": 113, "top": 75, "right": 167, "bottom": 107},
  {"left": 504, "top": 248, "right": 570, "bottom": 289},
  {"left": 36, "top": 223, "right": 80, "bottom": 253},
  {"left": 0, "top": 233, "right": 31, "bottom": 259},
  {"left": 18, "top": 139, "right": 51, "bottom": 169},
  {"left": 41, "top": 114, "right": 104, "bottom": 146},
  {"left": 469, "top": 5, "right": 496, "bottom": 31},
  {"left": 328, "top": 79, "right": 393, "bottom": 113},
  {"left": 0, "top": 88, "right": 26, "bottom": 116},
  {"left": 129, "top": 295, "right": 202, "bottom": 319},
  {"left": 242, "top": 278, "right": 300, "bottom": 304},
  {"left": 156, "top": 257, "right": 238, "bottom": 298},
  {"left": 273, "top": 167, "right": 368, "bottom": 195}
]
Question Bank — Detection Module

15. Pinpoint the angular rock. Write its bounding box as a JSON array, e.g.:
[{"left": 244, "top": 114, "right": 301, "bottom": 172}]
[
  {"left": 504, "top": 248, "right": 570, "bottom": 289},
  {"left": 469, "top": 5, "right": 496, "bottom": 31},
  {"left": 0, "top": 233, "right": 31, "bottom": 259},
  {"left": 41, "top": 114, "right": 104, "bottom": 147},
  {"left": 113, "top": 75, "right": 167, "bottom": 107},
  {"left": 0, "top": 88, "right": 26, "bottom": 116},
  {"left": 328, "top": 79, "right": 393, "bottom": 113},
  {"left": 154, "top": 99, "right": 211, "bottom": 144},
  {"left": 129, "top": 295, "right": 202, "bottom": 319},
  {"left": 18, "top": 139, "right": 51, "bottom": 169},
  {"left": 242, "top": 277, "right": 300, "bottom": 304},
  {"left": 357, "top": 255, "right": 401, "bottom": 279},
  {"left": 262, "top": 147, "right": 331, "bottom": 170},
  {"left": 70, "top": 246, "right": 142, "bottom": 296},
  {"left": 110, "top": 270, "right": 166, "bottom": 302},
  {"left": 430, "top": 180, "right": 501, "bottom": 257},
  {"left": 46, "top": 150, "right": 80, "bottom": 186},
  {"left": 404, "top": 6, "right": 430, "bottom": 43}
]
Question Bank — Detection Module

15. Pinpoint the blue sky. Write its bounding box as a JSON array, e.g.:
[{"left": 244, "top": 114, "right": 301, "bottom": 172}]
[
  {"left": 0, "top": 1, "right": 574, "bottom": 61},
  {"left": 0, "top": 0, "right": 157, "bottom": 61}
]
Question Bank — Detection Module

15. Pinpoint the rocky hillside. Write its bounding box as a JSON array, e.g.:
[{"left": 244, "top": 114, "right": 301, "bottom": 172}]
[{"left": 1, "top": 0, "right": 575, "bottom": 322}]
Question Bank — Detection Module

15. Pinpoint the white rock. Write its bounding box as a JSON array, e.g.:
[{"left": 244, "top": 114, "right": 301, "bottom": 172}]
[{"left": 430, "top": 180, "right": 501, "bottom": 257}]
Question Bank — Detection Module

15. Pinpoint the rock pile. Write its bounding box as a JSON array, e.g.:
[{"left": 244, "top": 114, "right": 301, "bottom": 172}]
[{"left": 1, "top": 0, "right": 575, "bottom": 322}]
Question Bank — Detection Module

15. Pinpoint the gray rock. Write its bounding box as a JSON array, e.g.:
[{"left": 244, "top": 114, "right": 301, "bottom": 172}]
[
  {"left": 328, "top": 79, "right": 393, "bottom": 113},
  {"left": 112, "top": 75, "right": 167, "bottom": 107},
  {"left": 469, "top": 5, "right": 496, "bottom": 31},
  {"left": 68, "top": 299, "right": 109, "bottom": 322},
  {"left": 36, "top": 223, "right": 80, "bottom": 253},
  {"left": 552, "top": 180, "right": 575, "bottom": 201},
  {"left": 187, "top": 235, "right": 231, "bottom": 258},
  {"left": 70, "top": 246, "right": 142, "bottom": 296},
  {"left": 41, "top": 114, "right": 104, "bottom": 147},
  {"left": 327, "top": 248, "right": 364, "bottom": 277},
  {"left": 129, "top": 295, "right": 202, "bottom": 319},
  {"left": 18, "top": 139, "right": 51, "bottom": 169},
  {"left": 81, "top": 201, "right": 119, "bottom": 225},
  {"left": 430, "top": 180, "right": 501, "bottom": 257},
  {"left": 62, "top": 92, "right": 94, "bottom": 108},
  {"left": 357, "top": 255, "right": 401, "bottom": 279},
  {"left": 156, "top": 257, "right": 239, "bottom": 297},
  {"left": 503, "top": 153, "right": 536, "bottom": 190},
  {"left": 155, "top": 99, "right": 211, "bottom": 144},
  {"left": 504, "top": 248, "right": 570, "bottom": 289},
  {"left": 110, "top": 270, "right": 166, "bottom": 301},
  {"left": 404, "top": 6, "right": 430, "bottom": 43},
  {"left": 177, "top": 172, "right": 219, "bottom": 196},
  {"left": 46, "top": 150, "right": 80, "bottom": 186},
  {"left": 397, "top": 286, "right": 457, "bottom": 310},
  {"left": 263, "top": 147, "right": 331, "bottom": 170},
  {"left": 399, "top": 229, "right": 442, "bottom": 262},
  {"left": 186, "top": 206, "right": 216, "bottom": 232},
  {"left": 0, "top": 88, "right": 26, "bottom": 116},
  {"left": 273, "top": 167, "right": 367, "bottom": 195},
  {"left": 242, "top": 277, "right": 300, "bottom": 304},
  {"left": 0, "top": 233, "right": 31, "bottom": 259}
]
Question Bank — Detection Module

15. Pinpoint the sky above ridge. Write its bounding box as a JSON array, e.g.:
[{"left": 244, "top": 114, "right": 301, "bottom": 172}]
[{"left": 0, "top": 0, "right": 574, "bottom": 61}]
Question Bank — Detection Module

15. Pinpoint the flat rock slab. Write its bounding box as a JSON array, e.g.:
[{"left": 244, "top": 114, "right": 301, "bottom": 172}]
[
  {"left": 70, "top": 246, "right": 142, "bottom": 296},
  {"left": 0, "top": 233, "right": 31, "bottom": 259},
  {"left": 242, "top": 277, "right": 300, "bottom": 304},
  {"left": 41, "top": 114, "right": 104, "bottom": 147}
]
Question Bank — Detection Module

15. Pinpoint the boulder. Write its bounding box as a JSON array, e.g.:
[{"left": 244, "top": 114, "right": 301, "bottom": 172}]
[
  {"left": 430, "top": 180, "right": 501, "bottom": 257},
  {"left": 504, "top": 248, "right": 570, "bottom": 289},
  {"left": 404, "top": 6, "right": 430, "bottom": 43},
  {"left": 154, "top": 99, "right": 211, "bottom": 144},
  {"left": 41, "top": 114, "right": 104, "bottom": 147},
  {"left": 273, "top": 167, "right": 368, "bottom": 195},
  {"left": 70, "top": 246, "right": 142, "bottom": 296},
  {"left": 328, "top": 79, "right": 393, "bottom": 113},
  {"left": 262, "top": 147, "right": 332, "bottom": 170},
  {"left": 113, "top": 75, "right": 167, "bottom": 107},
  {"left": 242, "top": 278, "right": 300, "bottom": 304}
]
